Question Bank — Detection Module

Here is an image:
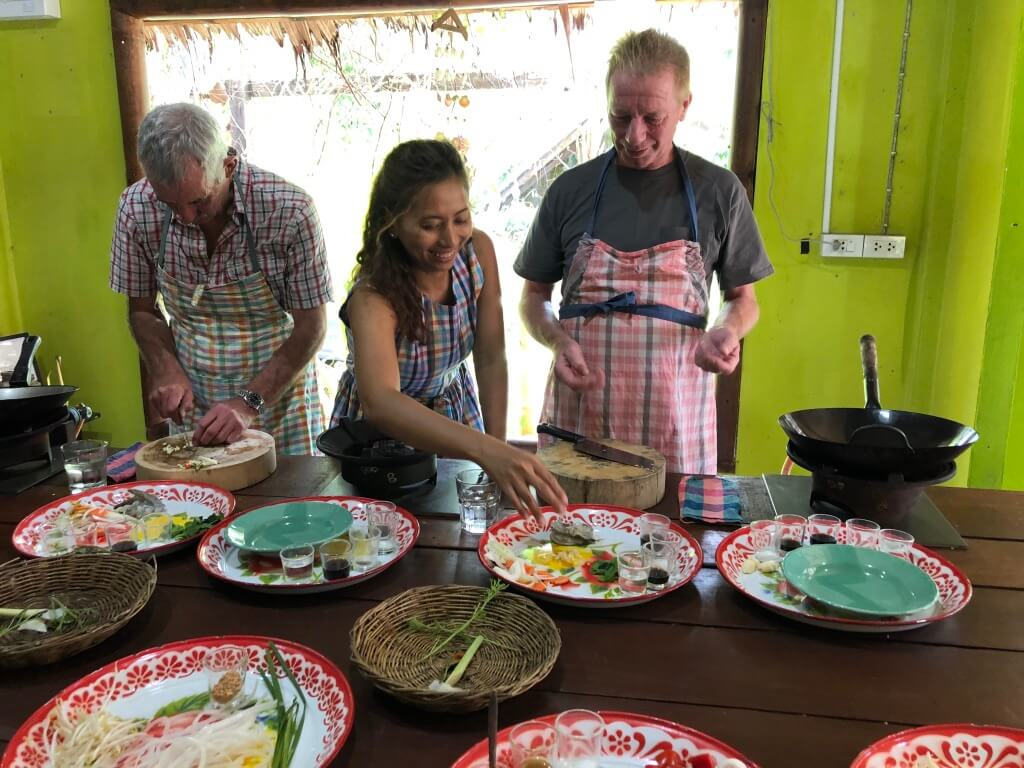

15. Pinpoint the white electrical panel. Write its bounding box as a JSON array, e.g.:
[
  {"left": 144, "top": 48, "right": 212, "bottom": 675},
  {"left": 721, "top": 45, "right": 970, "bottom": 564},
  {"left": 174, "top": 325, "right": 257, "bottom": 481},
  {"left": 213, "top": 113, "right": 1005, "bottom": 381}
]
[
  {"left": 0, "top": 0, "right": 60, "bottom": 20},
  {"left": 863, "top": 235, "right": 906, "bottom": 259},
  {"left": 821, "top": 234, "right": 864, "bottom": 258}
]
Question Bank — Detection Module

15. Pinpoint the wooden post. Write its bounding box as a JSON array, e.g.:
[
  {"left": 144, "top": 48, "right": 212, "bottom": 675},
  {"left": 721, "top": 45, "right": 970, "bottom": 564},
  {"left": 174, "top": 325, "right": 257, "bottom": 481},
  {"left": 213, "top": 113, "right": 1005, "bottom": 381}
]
[
  {"left": 716, "top": 0, "right": 768, "bottom": 474},
  {"left": 110, "top": 9, "right": 149, "bottom": 184}
]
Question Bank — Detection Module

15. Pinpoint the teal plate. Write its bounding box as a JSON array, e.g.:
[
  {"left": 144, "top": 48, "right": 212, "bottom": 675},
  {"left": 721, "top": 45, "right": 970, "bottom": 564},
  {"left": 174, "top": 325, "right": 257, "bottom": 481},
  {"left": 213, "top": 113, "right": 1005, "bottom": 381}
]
[
  {"left": 224, "top": 501, "right": 353, "bottom": 553},
  {"left": 781, "top": 544, "right": 939, "bottom": 617}
]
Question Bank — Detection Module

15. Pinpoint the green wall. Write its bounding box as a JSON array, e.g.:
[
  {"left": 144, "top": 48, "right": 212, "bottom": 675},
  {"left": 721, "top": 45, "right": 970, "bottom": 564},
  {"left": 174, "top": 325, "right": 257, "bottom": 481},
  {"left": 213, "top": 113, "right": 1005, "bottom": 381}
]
[
  {"left": 0, "top": 1, "right": 142, "bottom": 444},
  {"left": 737, "top": 0, "right": 1024, "bottom": 488},
  {"left": 971, "top": 14, "right": 1024, "bottom": 490}
]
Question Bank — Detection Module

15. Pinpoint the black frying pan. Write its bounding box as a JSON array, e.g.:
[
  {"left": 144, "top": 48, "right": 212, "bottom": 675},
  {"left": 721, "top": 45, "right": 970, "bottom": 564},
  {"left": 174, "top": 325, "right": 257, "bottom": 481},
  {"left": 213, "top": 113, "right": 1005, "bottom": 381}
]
[
  {"left": 0, "top": 385, "right": 78, "bottom": 432},
  {"left": 778, "top": 335, "right": 979, "bottom": 476}
]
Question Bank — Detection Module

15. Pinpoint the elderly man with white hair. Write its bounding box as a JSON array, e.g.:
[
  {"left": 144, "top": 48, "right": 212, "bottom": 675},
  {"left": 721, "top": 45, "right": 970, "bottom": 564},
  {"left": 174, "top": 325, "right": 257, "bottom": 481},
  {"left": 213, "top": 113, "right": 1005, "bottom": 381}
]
[{"left": 109, "top": 102, "right": 333, "bottom": 454}]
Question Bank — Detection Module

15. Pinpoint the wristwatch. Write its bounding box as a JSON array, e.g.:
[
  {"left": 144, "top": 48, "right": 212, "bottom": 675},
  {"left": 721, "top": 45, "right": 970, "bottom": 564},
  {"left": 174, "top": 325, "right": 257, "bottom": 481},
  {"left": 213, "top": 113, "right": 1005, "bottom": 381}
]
[{"left": 238, "top": 389, "right": 265, "bottom": 414}]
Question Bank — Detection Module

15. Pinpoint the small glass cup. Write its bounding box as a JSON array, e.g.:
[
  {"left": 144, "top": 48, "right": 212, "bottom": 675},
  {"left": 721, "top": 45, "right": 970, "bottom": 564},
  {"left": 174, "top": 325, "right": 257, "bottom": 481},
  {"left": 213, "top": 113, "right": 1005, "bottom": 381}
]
[
  {"left": 749, "top": 518, "right": 779, "bottom": 560},
  {"left": 71, "top": 520, "right": 104, "bottom": 550},
  {"left": 773, "top": 514, "right": 807, "bottom": 553},
  {"left": 43, "top": 526, "right": 73, "bottom": 556},
  {"left": 140, "top": 512, "right": 173, "bottom": 545},
  {"left": 642, "top": 536, "right": 678, "bottom": 591},
  {"left": 204, "top": 645, "right": 249, "bottom": 708},
  {"left": 879, "top": 528, "right": 915, "bottom": 559},
  {"left": 103, "top": 520, "right": 141, "bottom": 554},
  {"left": 349, "top": 523, "right": 382, "bottom": 570},
  {"left": 807, "top": 513, "right": 841, "bottom": 545},
  {"left": 846, "top": 518, "right": 881, "bottom": 549},
  {"left": 616, "top": 548, "right": 651, "bottom": 595},
  {"left": 637, "top": 512, "right": 671, "bottom": 547},
  {"left": 456, "top": 469, "right": 501, "bottom": 535},
  {"left": 366, "top": 501, "right": 399, "bottom": 556},
  {"left": 60, "top": 440, "right": 108, "bottom": 493},
  {"left": 279, "top": 544, "right": 315, "bottom": 582},
  {"left": 554, "top": 709, "right": 605, "bottom": 764},
  {"left": 320, "top": 539, "right": 352, "bottom": 581},
  {"left": 510, "top": 719, "right": 556, "bottom": 768}
]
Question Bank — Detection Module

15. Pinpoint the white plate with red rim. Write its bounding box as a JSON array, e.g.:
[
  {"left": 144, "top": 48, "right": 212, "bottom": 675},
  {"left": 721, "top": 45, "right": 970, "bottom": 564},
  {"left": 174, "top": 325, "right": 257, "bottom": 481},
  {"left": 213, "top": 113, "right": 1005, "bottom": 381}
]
[
  {"left": 851, "top": 723, "right": 1024, "bottom": 767},
  {"left": 477, "top": 504, "right": 702, "bottom": 607},
  {"left": 715, "top": 525, "right": 972, "bottom": 632},
  {"left": 197, "top": 495, "right": 420, "bottom": 593},
  {"left": 452, "top": 710, "right": 759, "bottom": 768},
  {"left": 1, "top": 634, "right": 354, "bottom": 768},
  {"left": 12, "top": 480, "right": 236, "bottom": 559}
]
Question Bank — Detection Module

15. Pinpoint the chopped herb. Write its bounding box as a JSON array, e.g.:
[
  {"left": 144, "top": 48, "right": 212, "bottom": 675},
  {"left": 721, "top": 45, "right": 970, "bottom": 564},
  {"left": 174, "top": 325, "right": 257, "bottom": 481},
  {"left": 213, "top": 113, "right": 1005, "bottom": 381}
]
[
  {"left": 171, "top": 513, "right": 222, "bottom": 541},
  {"left": 589, "top": 559, "right": 618, "bottom": 583}
]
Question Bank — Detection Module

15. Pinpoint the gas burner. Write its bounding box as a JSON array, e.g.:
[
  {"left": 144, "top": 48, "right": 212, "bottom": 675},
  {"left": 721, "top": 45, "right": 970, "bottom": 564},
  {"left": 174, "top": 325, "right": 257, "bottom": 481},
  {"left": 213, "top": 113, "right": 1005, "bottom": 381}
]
[
  {"left": 787, "top": 441, "right": 956, "bottom": 524},
  {"left": 367, "top": 440, "right": 418, "bottom": 460}
]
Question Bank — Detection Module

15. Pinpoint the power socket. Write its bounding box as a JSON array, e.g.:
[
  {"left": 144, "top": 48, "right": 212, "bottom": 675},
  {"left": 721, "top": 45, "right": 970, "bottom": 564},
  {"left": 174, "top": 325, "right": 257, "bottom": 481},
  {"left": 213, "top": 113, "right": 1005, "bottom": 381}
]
[
  {"left": 821, "top": 234, "right": 864, "bottom": 258},
  {"left": 863, "top": 235, "right": 906, "bottom": 259}
]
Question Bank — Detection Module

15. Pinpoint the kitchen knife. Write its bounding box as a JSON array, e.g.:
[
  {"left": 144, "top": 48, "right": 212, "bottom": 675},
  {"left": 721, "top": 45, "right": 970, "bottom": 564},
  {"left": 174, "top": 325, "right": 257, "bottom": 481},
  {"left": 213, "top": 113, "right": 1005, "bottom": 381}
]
[{"left": 537, "top": 423, "right": 656, "bottom": 470}]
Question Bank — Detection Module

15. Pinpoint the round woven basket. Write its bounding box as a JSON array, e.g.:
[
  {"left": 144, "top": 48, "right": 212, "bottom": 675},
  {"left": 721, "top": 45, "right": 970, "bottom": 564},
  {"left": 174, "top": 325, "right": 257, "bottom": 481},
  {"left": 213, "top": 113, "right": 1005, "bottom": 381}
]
[
  {"left": 351, "top": 584, "right": 560, "bottom": 713},
  {"left": 0, "top": 553, "right": 156, "bottom": 669}
]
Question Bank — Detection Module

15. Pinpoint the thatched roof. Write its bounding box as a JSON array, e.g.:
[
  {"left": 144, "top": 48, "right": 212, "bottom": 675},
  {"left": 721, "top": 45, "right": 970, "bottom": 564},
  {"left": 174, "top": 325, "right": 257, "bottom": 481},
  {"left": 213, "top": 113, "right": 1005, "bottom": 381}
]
[{"left": 143, "top": 5, "right": 593, "bottom": 68}]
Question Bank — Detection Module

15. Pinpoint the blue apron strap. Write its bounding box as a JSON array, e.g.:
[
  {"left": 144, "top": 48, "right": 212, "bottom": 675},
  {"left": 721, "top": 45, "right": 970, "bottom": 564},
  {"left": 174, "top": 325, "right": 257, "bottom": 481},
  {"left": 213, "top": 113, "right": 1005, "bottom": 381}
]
[
  {"left": 560, "top": 291, "right": 707, "bottom": 331},
  {"left": 677, "top": 150, "right": 699, "bottom": 243},
  {"left": 585, "top": 149, "right": 618, "bottom": 237},
  {"left": 157, "top": 205, "right": 173, "bottom": 270}
]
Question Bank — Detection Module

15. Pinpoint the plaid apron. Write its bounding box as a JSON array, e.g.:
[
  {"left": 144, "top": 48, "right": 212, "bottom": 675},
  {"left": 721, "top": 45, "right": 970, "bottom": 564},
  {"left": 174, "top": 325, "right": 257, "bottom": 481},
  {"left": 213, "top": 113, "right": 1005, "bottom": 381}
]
[
  {"left": 330, "top": 241, "right": 484, "bottom": 431},
  {"left": 540, "top": 149, "right": 716, "bottom": 473},
  {"left": 156, "top": 187, "right": 323, "bottom": 456}
]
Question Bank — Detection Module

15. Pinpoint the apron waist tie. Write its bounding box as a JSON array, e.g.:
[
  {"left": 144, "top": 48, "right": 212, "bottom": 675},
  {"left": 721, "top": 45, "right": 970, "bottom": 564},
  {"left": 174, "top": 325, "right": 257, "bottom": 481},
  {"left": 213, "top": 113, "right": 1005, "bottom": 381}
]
[{"left": 559, "top": 291, "right": 707, "bottom": 331}]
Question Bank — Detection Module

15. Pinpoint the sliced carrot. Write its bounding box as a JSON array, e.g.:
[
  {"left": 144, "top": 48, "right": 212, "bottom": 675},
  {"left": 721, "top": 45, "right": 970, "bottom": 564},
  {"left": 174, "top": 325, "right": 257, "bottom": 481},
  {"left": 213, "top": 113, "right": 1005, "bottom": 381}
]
[
  {"left": 550, "top": 576, "right": 571, "bottom": 586},
  {"left": 529, "top": 581, "right": 548, "bottom": 591}
]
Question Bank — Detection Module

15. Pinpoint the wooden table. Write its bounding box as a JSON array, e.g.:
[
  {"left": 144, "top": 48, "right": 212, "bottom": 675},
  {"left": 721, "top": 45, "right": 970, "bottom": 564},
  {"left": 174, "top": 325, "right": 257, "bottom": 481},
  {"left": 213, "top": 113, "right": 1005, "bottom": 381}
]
[{"left": 1, "top": 457, "right": 1023, "bottom": 766}]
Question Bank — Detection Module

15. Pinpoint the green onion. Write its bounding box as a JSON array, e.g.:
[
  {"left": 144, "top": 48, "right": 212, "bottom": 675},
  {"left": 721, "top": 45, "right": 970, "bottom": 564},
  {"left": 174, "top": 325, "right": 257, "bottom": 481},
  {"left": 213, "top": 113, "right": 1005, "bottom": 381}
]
[
  {"left": 444, "top": 635, "right": 484, "bottom": 687},
  {"left": 258, "top": 641, "right": 307, "bottom": 768},
  {"left": 415, "top": 580, "right": 507, "bottom": 663}
]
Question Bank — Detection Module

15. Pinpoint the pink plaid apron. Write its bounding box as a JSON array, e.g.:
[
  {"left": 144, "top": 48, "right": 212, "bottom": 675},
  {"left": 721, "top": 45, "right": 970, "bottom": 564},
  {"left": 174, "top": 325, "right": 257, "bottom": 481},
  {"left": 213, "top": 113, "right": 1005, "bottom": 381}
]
[
  {"left": 540, "top": 149, "right": 716, "bottom": 473},
  {"left": 155, "top": 187, "right": 323, "bottom": 455}
]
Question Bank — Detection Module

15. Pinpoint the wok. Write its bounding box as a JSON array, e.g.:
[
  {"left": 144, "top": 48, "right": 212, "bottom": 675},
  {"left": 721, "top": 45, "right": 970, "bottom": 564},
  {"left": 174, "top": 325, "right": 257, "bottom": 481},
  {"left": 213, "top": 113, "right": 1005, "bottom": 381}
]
[
  {"left": 779, "top": 335, "right": 979, "bottom": 476},
  {"left": 0, "top": 385, "right": 77, "bottom": 432}
]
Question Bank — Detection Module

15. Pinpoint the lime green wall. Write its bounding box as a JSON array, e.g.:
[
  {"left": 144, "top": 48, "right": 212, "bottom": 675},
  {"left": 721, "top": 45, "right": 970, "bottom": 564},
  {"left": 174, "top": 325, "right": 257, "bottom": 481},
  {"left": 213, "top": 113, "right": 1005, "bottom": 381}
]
[
  {"left": 971, "top": 15, "right": 1024, "bottom": 491},
  {"left": 0, "top": 2, "right": 142, "bottom": 443},
  {"left": 737, "top": 0, "right": 1024, "bottom": 488},
  {"left": 0, "top": 159, "right": 22, "bottom": 333}
]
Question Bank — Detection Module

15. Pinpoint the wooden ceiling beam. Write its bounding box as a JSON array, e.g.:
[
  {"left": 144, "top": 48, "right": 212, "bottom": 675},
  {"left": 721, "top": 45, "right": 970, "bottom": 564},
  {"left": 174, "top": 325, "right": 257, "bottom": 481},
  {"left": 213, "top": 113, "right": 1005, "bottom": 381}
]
[{"left": 111, "top": 0, "right": 591, "bottom": 21}]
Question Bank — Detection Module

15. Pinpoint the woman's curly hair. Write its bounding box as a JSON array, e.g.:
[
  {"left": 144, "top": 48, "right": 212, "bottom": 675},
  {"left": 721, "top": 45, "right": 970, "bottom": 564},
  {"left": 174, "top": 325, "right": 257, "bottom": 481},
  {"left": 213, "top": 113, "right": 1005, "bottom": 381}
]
[{"left": 353, "top": 139, "right": 469, "bottom": 342}]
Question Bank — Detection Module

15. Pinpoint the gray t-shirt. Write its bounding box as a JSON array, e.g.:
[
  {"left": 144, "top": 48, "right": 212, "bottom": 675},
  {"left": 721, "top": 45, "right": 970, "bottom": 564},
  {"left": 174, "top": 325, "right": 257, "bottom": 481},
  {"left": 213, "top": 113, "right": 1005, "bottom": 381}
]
[{"left": 514, "top": 147, "right": 773, "bottom": 293}]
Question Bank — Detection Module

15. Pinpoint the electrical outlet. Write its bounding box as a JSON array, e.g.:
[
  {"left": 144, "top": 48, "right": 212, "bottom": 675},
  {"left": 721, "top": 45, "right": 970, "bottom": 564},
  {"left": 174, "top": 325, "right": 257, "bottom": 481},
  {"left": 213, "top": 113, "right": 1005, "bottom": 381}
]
[
  {"left": 821, "top": 234, "right": 864, "bottom": 258},
  {"left": 864, "top": 235, "right": 906, "bottom": 259}
]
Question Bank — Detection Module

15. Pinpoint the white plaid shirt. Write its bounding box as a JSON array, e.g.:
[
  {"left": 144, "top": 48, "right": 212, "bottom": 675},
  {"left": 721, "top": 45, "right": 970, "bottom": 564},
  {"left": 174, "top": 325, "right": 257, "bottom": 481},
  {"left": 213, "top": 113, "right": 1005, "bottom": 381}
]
[{"left": 109, "top": 160, "right": 333, "bottom": 310}]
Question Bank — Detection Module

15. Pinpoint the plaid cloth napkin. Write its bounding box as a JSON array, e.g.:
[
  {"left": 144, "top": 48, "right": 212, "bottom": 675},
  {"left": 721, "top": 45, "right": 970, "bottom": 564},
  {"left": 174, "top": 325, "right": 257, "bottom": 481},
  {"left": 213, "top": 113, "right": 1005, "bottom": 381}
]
[
  {"left": 678, "top": 475, "right": 743, "bottom": 525},
  {"left": 106, "top": 441, "right": 144, "bottom": 483}
]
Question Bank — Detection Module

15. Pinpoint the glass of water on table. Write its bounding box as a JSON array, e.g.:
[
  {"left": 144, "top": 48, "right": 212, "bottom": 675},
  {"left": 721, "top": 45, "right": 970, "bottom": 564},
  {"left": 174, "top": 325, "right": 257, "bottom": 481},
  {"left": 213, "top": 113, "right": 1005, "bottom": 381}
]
[
  {"left": 61, "top": 440, "right": 108, "bottom": 493},
  {"left": 455, "top": 469, "right": 500, "bottom": 535}
]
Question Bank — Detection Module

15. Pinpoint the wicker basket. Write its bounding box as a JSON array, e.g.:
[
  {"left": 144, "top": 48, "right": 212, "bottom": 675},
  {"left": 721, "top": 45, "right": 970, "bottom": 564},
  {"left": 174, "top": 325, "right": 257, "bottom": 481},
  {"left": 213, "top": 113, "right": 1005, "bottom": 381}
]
[
  {"left": 0, "top": 553, "right": 157, "bottom": 669},
  {"left": 350, "top": 584, "right": 560, "bottom": 713}
]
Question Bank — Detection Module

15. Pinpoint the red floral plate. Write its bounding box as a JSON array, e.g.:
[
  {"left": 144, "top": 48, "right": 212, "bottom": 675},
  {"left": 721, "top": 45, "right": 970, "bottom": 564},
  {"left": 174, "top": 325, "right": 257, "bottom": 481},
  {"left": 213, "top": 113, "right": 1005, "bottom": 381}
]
[
  {"left": 197, "top": 495, "right": 419, "bottom": 593},
  {"left": 851, "top": 723, "right": 1024, "bottom": 767},
  {"left": 715, "top": 525, "right": 972, "bottom": 632},
  {"left": 478, "top": 505, "right": 702, "bottom": 607},
  {"left": 452, "top": 711, "right": 758, "bottom": 767},
  {"left": 12, "top": 480, "right": 236, "bottom": 559},
  {"left": 1, "top": 634, "right": 354, "bottom": 768}
]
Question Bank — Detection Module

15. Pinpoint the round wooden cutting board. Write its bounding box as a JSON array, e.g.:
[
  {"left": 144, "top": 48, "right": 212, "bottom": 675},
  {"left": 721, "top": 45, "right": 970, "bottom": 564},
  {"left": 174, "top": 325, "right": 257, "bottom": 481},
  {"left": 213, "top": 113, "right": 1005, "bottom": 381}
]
[
  {"left": 537, "top": 438, "right": 666, "bottom": 509},
  {"left": 135, "top": 429, "right": 277, "bottom": 491}
]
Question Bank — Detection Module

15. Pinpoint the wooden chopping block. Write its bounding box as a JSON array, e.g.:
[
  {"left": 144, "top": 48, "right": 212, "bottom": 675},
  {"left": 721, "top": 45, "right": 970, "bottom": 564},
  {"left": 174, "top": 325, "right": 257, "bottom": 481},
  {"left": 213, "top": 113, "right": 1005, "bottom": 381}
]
[
  {"left": 537, "top": 438, "right": 666, "bottom": 509},
  {"left": 135, "top": 429, "right": 277, "bottom": 491}
]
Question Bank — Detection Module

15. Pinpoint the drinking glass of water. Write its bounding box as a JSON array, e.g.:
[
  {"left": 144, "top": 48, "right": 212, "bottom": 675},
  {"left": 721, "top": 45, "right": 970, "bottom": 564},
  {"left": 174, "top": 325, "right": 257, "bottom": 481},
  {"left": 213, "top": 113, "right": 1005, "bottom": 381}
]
[
  {"left": 366, "top": 501, "right": 399, "bottom": 555},
  {"left": 617, "top": 549, "right": 651, "bottom": 595},
  {"left": 554, "top": 709, "right": 605, "bottom": 767},
  {"left": 455, "top": 469, "right": 500, "bottom": 535},
  {"left": 61, "top": 440, "right": 108, "bottom": 493}
]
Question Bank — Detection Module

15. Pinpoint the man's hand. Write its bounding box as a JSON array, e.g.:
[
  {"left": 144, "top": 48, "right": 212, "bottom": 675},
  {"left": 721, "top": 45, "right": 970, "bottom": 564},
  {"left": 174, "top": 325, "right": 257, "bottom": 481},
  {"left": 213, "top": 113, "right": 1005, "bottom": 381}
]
[
  {"left": 553, "top": 338, "right": 605, "bottom": 392},
  {"left": 149, "top": 368, "right": 194, "bottom": 425},
  {"left": 193, "top": 398, "right": 254, "bottom": 446},
  {"left": 695, "top": 326, "right": 741, "bottom": 374}
]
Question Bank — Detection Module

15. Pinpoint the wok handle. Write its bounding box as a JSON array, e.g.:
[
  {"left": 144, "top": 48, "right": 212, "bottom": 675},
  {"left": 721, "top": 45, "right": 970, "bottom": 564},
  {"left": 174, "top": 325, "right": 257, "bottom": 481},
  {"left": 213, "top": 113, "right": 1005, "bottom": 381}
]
[
  {"left": 860, "top": 334, "right": 882, "bottom": 410},
  {"left": 537, "top": 422, "right": 583, "bottom": 444}
]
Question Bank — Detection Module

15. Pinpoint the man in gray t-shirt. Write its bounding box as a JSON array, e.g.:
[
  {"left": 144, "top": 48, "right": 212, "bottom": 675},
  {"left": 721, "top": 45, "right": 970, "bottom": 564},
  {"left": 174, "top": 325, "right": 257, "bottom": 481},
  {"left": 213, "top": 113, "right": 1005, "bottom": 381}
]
[{"left": 516, "top": 29, "right": 773, "bottom": 473}]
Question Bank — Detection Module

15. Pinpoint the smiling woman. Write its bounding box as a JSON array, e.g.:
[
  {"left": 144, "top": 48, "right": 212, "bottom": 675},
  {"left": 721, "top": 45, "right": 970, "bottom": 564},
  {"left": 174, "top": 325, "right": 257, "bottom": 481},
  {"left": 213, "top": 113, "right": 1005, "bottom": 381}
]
[{"left": 328, "top": 139, "right": 567, "bottom": 520}]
